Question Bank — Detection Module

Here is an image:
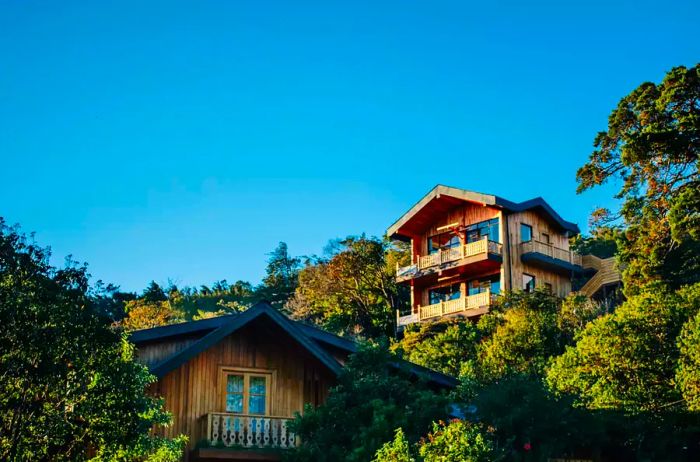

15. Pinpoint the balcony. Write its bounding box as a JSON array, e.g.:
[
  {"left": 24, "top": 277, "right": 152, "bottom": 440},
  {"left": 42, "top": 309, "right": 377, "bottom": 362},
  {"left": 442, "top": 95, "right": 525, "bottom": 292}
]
[
  {"left": 520, "top": 241, "right": 582, "bottom": 274},
  {"left": 204, "top": 413, "right": 297, "bottom": 450},
  {"left": 397, "top": 290, "right": 493, "bottom": 327},
  {"left": 396, "top": 237, "right": 503, "bottom": 283}
]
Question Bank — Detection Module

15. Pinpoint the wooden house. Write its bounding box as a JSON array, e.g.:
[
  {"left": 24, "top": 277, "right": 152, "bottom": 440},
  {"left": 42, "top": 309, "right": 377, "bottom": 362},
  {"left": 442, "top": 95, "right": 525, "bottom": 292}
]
[
  {"left": 131, "top": 302, "right": 456, "bottom": 461},
  {"left": 388, "top": 185, "right": 620, "bottom": 328}
]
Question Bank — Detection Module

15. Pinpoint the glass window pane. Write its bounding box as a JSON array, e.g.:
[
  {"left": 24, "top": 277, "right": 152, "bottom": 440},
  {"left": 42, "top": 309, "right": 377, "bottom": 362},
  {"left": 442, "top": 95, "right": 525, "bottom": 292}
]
[
  {"left": 226, "top": 392, "right": 243, "bottom": 413},
  {"left": 249, "top": 376, "right": 266, "bottom": 394},
  {"left": 523, "top": 274, "right": 535, "bottom": 292},
  {"left": 227, "top": 375, "right": 243, "bottom": 393},
  {"left": 249, "top": 394, "right": 266, "bottom": 415},
  {"left": 521, "top": 224, "right": 532, "bottom": 243}
]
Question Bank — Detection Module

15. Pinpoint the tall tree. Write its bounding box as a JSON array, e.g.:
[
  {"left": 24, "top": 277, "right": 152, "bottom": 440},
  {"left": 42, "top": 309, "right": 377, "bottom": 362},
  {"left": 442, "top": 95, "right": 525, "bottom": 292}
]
[
  {"left": 287, "top": 236, "right": 407, "bottom": 338},
  {"left": 258, "top": 242, "right": 301, "bottom": 307},
  {"left": 576, "top": 64, "right": 699, "bottom": 294},
  {"left": 0, "top": 219, "right": 183, "bottom": 461}
]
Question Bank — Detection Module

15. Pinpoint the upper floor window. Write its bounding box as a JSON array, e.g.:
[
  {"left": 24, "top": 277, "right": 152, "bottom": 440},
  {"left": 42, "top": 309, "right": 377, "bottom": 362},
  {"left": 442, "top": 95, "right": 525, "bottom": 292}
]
[
  {"left": 468, "top": 275, "right": 500, "bottom": 296},
  {"left": 428, "top": 232, "right": 460, "bottom": 255},
  {"left": 429, "top": 283, "right": 461, "bottom": 305},
  {"left": 541, "top": 233, "right": 550, "bottom": 244},
  {"left": 224, "top": 370, "right": 271, "bottom": 415},
  {"left": 523, "top": 273, "right": 536, "bottom": 293},
  {"left": 521, "top": 224, "right": 533, "bottom": 243},
  {"left": 466, "top": 218, "right": 499, "bottom": 243}
]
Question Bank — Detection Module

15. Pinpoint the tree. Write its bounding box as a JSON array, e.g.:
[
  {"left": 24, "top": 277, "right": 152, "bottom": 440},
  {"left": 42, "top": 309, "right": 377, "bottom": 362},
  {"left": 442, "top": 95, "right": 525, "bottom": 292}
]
[
  {"left": 676, "top": 307, "right": 700, "bottom": 411},
  {"left": 392, "top": 320, "right": 480, "bottom": 377},
  {"left": 476, "top": 290, "right": 565, "bottom": 381},
  {"left": 569, "top": 226, "right": 621, "bottom": 259},
  {"left": 142, "top": 280, "right": 168, "bottom": 303},
  {"left": 121, "top": 299, "right": 185, "bottom": 331},
  {"left": 288, "top": 343, "right": 449, "bottom": 462},
  {"left": 288, "top": 236, "right": 407, "bottom": 338},
  {"left": 0, "top": 219, "right": 184, "bottom": 461},
  {"left": 547, "top": 283, "right": 700, "bottom": 412},
  {"left": 576, "top": 64, "right": 699, "bottom": 294},
  {"left": 418, "top": 420, "right": 501, "bottom": 462},
  {"left": 373, "top": 429, "right": 415, "bottom": 462},
  {"left": 257, "top": 242, "right": 301, "bottom": 307}
]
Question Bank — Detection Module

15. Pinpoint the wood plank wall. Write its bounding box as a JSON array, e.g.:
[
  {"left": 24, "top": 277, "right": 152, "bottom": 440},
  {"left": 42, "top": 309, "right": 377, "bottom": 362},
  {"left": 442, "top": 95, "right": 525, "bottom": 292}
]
[
  {"left": 505, "top": 210, "right": 573, "bottom": 297},
  {"left": 148, "top": 320, "right": 337, "bottom": 460}
]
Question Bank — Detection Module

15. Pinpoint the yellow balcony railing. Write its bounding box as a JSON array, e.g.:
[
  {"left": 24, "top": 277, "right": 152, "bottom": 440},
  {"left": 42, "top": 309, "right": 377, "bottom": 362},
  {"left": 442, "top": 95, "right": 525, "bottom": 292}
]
[
  {"left": 397, "top": 290, "right": 493, "bottom": 327},
  {"left": 520, "top": 240, "right": 582, "bottom": 266},
  {"left": 396, "top": 237, "right": 502, "bottom": 278}
]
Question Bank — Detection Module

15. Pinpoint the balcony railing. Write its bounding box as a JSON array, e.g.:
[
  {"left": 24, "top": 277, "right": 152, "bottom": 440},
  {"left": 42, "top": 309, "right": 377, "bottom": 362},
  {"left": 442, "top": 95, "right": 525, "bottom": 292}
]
[
  {"left": 397, "top": 290, "right": 493, "bottom": 327},
  {"left": 396, "top": 237, "right": 502, "bottom": 278},
  {"left": 206, "top": 413, "right": 297, "bottom": 449},
  {"left": 520, "top": 240, "right": 582, "bottom": 266}
]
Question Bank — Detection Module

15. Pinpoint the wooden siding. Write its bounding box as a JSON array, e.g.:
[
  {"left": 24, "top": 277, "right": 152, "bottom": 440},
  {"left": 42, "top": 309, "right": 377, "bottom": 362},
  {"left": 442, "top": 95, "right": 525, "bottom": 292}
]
[
  {"left": 505, "top": 210, "right": 573, "bottom": 297},
  {"left": 147, "top": 319, "right": 337, "bottom": 460},
  {"left": 413, "top": 203, "right": 500, "bottom": 257}
]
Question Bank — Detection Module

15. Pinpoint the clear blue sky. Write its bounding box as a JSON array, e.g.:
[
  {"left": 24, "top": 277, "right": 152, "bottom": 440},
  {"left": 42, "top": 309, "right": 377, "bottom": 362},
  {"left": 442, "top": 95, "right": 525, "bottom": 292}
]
[{"left": 1, "top": 1, "right": 698, "bottom": 292}]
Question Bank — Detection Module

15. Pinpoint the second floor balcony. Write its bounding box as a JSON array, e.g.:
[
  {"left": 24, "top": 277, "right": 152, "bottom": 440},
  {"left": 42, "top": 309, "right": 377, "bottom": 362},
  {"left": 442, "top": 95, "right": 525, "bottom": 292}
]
[
  {"left": 203, "top": 413, "right": 297, "bottom": 450},
  {"left": 396, "top": 237, "right": 503, "bottom": 283},
  {"left": 397, "top": 290, "right": 493, "bottom": 327}
]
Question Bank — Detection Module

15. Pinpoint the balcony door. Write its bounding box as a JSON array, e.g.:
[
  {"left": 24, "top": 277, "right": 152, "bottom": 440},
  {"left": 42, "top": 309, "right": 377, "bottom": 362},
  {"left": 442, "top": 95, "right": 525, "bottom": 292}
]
[
  {"left": 221, "top": 367, "right": 273, "bottom": 416},
  {"left": 468, "top": 275, "right": 500, "bottom": 296}
]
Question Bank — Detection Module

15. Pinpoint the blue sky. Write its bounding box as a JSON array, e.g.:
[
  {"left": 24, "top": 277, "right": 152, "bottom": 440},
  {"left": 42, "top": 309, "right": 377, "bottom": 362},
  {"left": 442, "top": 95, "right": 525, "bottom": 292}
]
[{"left": 1, "top": 1, "right": 698, "bottom": 292}]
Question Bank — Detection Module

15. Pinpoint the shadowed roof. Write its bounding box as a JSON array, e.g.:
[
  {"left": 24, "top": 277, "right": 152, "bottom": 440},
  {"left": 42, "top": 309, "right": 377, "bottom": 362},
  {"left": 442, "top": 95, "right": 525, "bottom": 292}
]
[
  {"left": 130, "top": 302, "right": 458, "bottom": 388},
  {"left": 387, "top": 184, "right": 580, "bottom": 239}
]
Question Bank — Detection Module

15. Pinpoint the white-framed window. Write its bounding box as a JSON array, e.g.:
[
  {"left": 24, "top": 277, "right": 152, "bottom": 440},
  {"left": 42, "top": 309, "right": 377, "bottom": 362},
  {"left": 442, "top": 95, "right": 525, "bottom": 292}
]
[{"left": 221, "top": 368, "right": 273, "bottom": 415}]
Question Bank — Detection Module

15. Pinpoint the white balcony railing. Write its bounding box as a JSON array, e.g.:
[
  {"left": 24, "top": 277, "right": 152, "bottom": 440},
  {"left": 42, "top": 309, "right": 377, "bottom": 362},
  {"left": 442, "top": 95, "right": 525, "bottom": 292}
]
[
  {"left": 396, "top": 237, "right": 502, "bottom": 277},
  {"left": 520, "top": 241, "right": 582, "bottom": 266},
  {"left": 397, "top": 290, "right": 493, "bottom": 327},
  {"left": 206, "top": 413, "right": 297, "bottom": 449}
]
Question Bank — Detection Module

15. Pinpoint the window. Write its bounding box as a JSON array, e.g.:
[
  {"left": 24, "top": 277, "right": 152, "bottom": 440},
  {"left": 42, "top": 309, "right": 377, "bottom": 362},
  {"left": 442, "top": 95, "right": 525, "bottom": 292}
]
[
  {"left": 541, "top": 233, "right": 550, "bottom": 244},
  {"left": 468, "top": 275, "right": 500, "bottom": 295},
  {"left": 544, "top": 282, "right": 553, "bottom": 293},
  {"left": 429, "top": 283, "right": 461, "bottom": 305},
  {"left": 466, "top": 218, "right": 500, "bottom": 244},
  {"left": 427, "top": 232, "right": 460, "bottom": 255},
  {"left": 223, "top": 369, "right": 272, "bottom": 415},
  {"left": 523, "top": 273, "right": 536, "bottom": 293},
  {"left": 521, "top": 224, "right": 533, "bottom": 243}
]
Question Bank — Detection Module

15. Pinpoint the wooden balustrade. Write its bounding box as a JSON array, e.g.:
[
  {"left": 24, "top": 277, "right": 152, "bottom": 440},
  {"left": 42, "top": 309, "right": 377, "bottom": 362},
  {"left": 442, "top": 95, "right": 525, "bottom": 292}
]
[
  {"left": 521, "top": 241, "right": 581, "bottom": 266},
  {"left": 417, "top": 290, "right": 492, "bottom": 322},
  {"left": 206, "top": 413, "right": 296, "bottom": 449},
  {"left": 396, "top": 237, "right": 502, "bottom": 277}
]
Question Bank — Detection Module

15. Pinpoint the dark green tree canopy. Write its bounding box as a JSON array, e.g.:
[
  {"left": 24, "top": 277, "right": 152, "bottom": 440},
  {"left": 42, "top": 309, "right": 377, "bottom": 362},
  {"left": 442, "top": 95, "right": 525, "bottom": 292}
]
[{"left": 0, "top": 219, "right": 183, "bottom": 461}]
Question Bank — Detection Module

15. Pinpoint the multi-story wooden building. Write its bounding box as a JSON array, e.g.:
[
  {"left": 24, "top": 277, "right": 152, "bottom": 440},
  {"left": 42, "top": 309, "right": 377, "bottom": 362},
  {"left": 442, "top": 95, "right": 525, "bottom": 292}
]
[{"left": 388, "top": 185, "right": 589, "bottom": 328}]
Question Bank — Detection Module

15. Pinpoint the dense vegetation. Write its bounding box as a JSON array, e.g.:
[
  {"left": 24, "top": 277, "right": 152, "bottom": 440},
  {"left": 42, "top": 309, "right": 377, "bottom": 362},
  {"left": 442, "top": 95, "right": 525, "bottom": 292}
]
[{"left": 0, "top": 221, "right": 185, "bottom": 461}]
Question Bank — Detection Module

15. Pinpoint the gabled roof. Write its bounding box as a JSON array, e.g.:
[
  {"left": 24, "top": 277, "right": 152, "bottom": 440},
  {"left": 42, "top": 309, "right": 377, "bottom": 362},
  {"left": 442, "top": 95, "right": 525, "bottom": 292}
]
[
  {"left": 130, "top": 302, "right": 458, "bottom": 387},
  {"left": 144, "top": 302, "right": 342, "bottom": 378},
  {"left": 387, "top": 184, "right": 580, "bottom": 239}
]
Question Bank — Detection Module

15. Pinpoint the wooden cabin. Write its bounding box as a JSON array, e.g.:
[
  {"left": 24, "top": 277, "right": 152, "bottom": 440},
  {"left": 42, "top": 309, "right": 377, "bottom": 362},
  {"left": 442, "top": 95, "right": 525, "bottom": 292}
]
[
  {"left": 130, "top": 302, "right": 456, "bottom": 461},
  {"left": 387, "top": 185, "right": 619, "bottom": 328}
]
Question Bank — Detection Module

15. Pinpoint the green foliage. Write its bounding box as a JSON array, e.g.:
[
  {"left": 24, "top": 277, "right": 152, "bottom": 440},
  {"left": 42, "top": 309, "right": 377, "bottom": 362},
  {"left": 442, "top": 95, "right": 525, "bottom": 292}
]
[
  {"left": 477, "top": 290, "right": 565, "bottom": 380},
  {"left": 547, "top": 283, "right": 700, "bottom": 412},
  {"left": 576, "top": 64, "right": 700, "bottom": 294},
  {"left": 676, "top": 306, "right": 700, "bottom": 411},
  {"left": 258, "top": 242, "right": 301, "bottom": 307},
  {"left": 287, "top": 343, "right": 449, "bottom": 462},
  {"left": 288, "top": 236, "right": 408, "bottom": 338},
  {"left": 392, "top": 320, "right": 479, "bottom": 376},
  {"left": 419, "top": 420, "right": 500, "bottom": 462},
  {"left": 570, "top": 226, "right": 621, "bottom": 259},
  {"left": 0, "top": 219, "right": 184, "bottom": 461},
  {"left": 373, "top": 429, "right": 416, "bottom": 462}
]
